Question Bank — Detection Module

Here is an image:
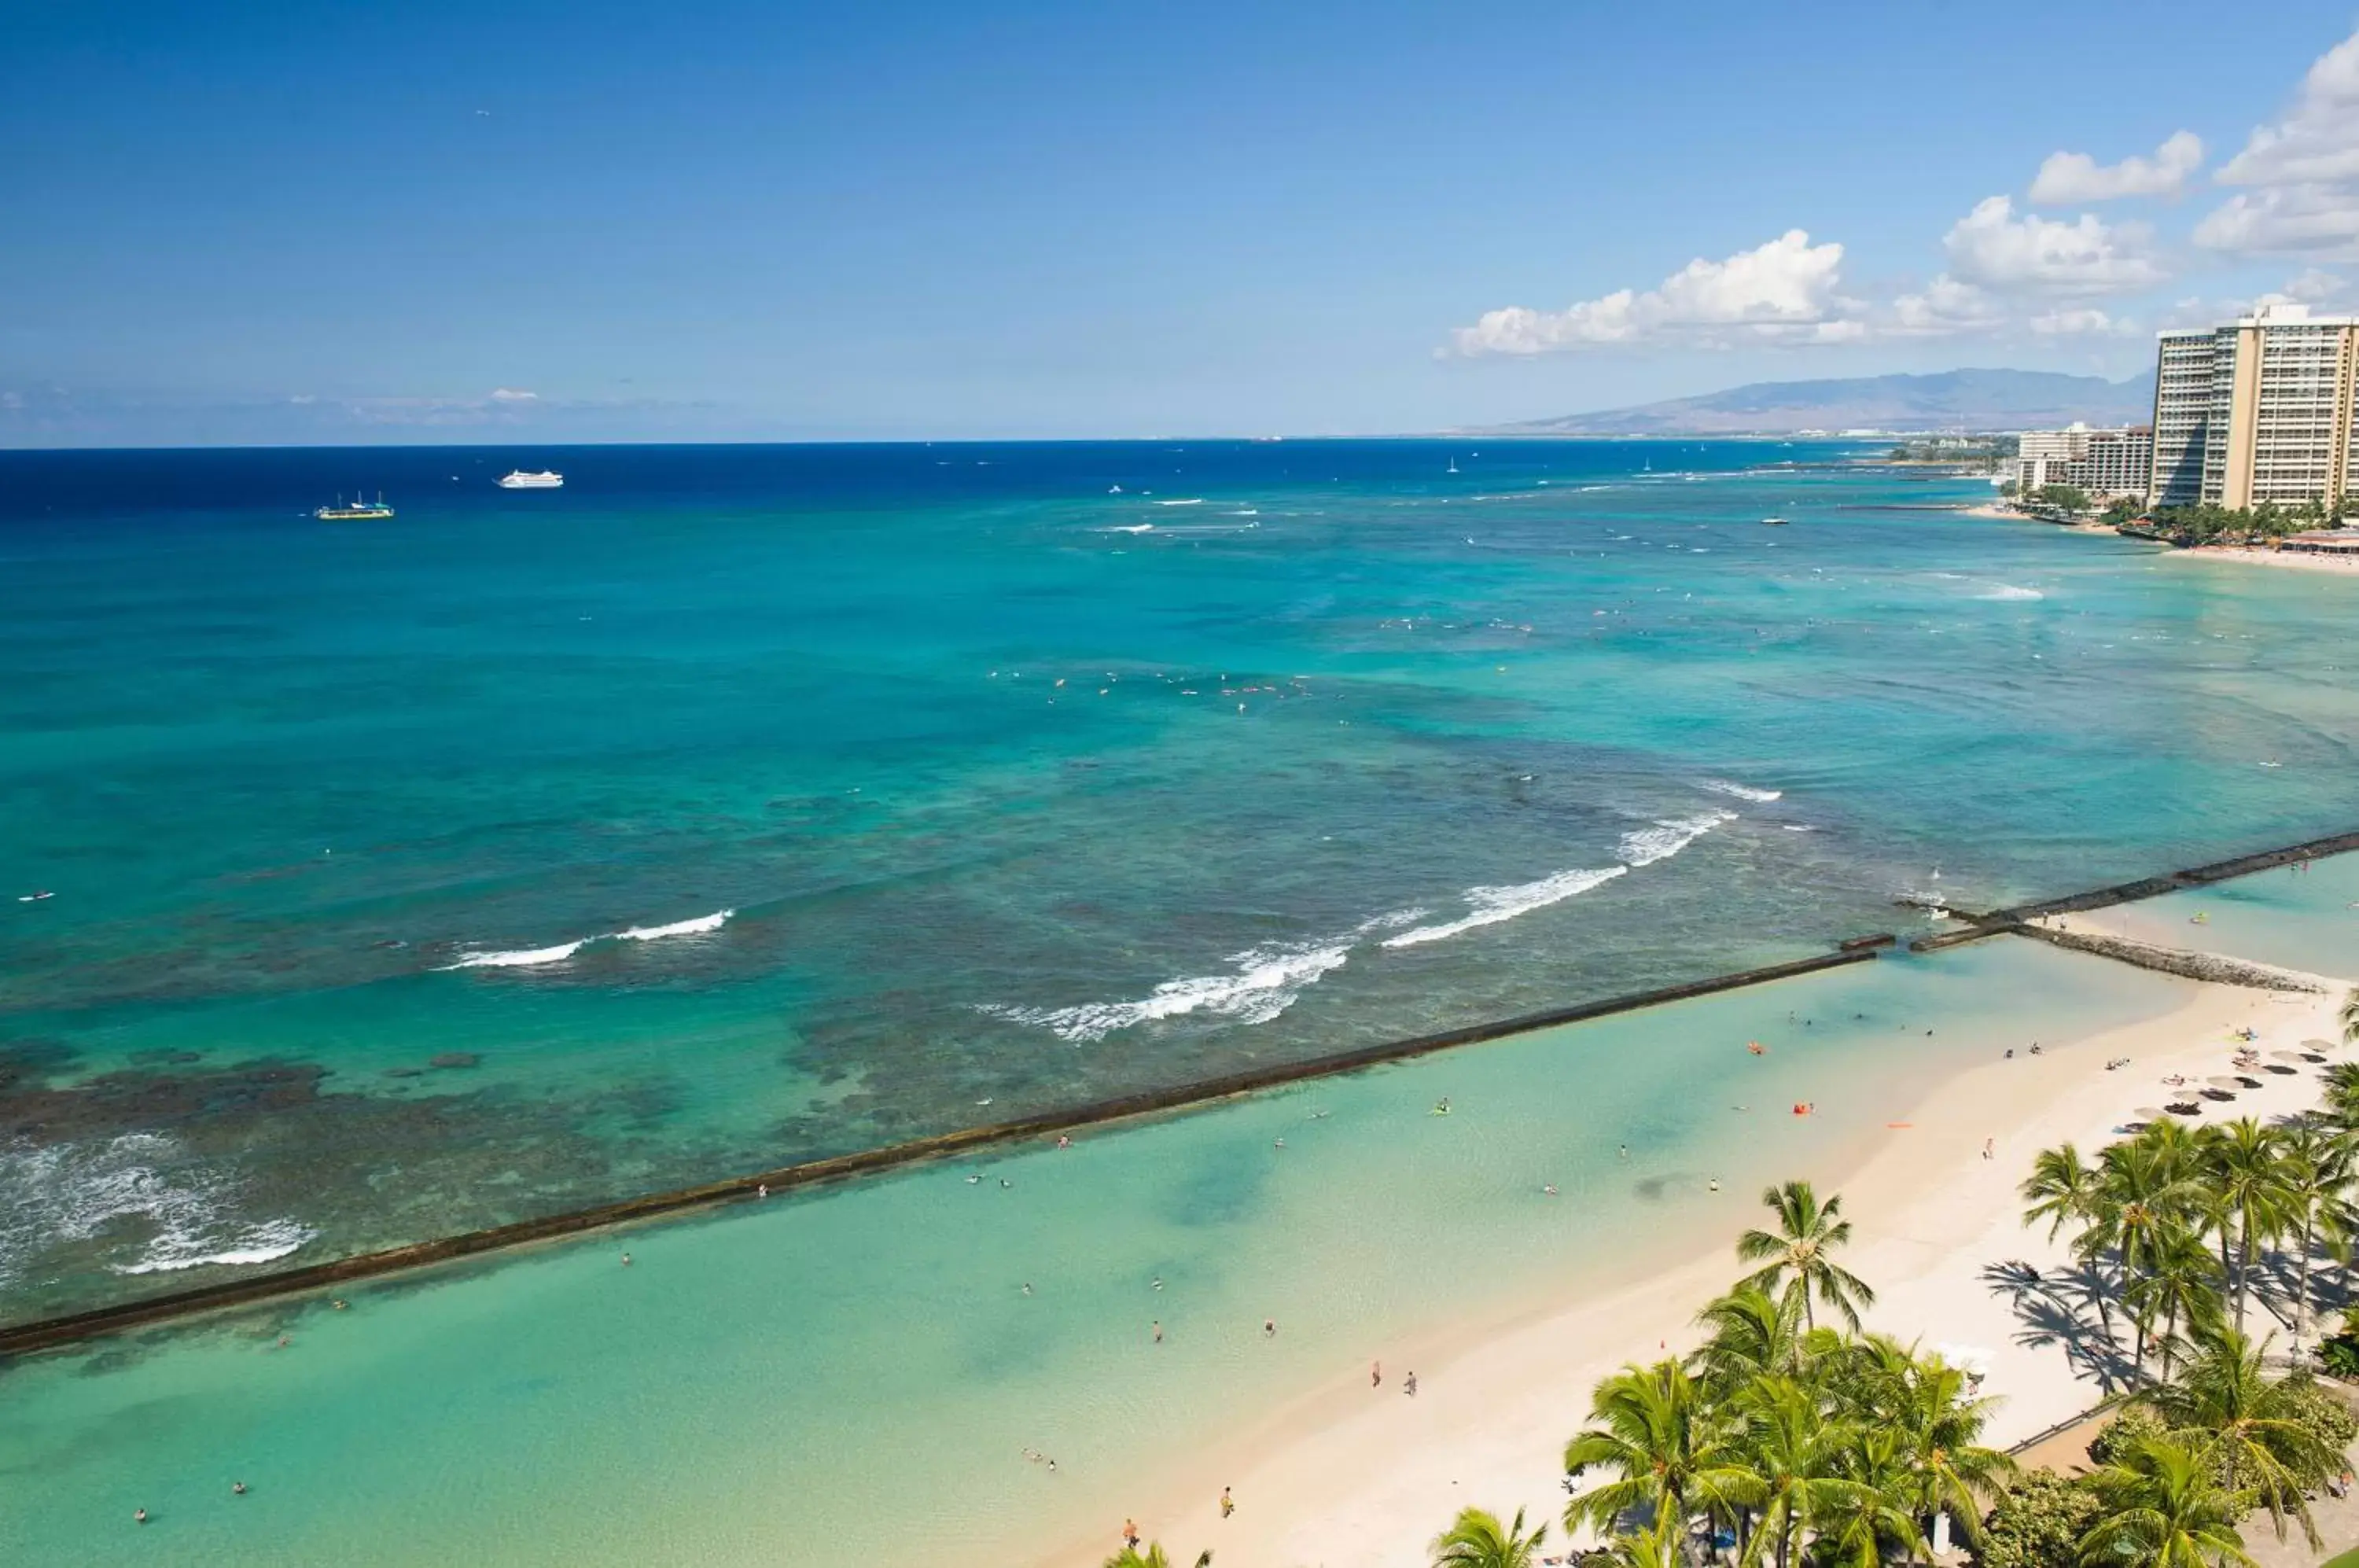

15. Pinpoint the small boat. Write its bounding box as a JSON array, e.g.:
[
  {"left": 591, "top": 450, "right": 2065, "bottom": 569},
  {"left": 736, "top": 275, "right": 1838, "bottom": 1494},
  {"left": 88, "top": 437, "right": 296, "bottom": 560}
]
[
  {"left": 1761, "top": 516, "right": 1789, "bottom": 526},
  {"left": 1447, "top": 457, "right": 1459, "bottom": 474},
  {"left": 498, "top": 469, "right": 564, "bottom": 489},
  {"left": 316, "top": 492, "right": 394, "bottom": 521}
]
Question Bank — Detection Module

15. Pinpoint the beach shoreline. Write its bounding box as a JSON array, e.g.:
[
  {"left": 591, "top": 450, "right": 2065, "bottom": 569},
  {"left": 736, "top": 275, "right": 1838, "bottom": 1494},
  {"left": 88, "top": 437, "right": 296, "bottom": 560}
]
[
  {"left": 2159, "top": 544, "right": 2359, "bottom": 575},
  {"left": 1050, "top": 947, "right": 2350, "bottom": 1568}
]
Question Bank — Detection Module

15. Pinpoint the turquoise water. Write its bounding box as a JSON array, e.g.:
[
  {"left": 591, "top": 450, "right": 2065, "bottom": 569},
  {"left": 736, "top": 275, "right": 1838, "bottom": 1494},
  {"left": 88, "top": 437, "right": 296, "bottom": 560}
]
[
  {"left": 2079, "top": 856, "right": 2359, "bottom": 982},
  {"left": 0, "top": 938, "right": 2192, "bottom": 1568},
  {"left": 4, "top": 440, "right": 2359, "bottom": 1316}
]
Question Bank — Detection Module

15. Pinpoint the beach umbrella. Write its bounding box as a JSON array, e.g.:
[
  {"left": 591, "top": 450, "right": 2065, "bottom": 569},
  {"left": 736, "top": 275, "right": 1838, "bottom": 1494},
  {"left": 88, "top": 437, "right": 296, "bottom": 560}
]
[
  {"left": 2206, "top": 1075, "right": 2246, "bottom": 1088},
  {"left": 2271, "top": 1049, "right": 2305, "bottom": 1062},
  {"left": 2303, "top": 1038, "right": 2338, "bottom": 1051},
  {"left": 2134, "top": 1107, "right": 2169, "bottom": 1121}
]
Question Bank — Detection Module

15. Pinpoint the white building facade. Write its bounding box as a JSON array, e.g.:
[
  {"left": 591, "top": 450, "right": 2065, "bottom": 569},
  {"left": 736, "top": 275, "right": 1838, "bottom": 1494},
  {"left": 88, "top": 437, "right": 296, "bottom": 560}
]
[
  {"left": 2147, "top": 304, "right": 2359, "bottom": 509},
  {"left": 2014, "top": 423, "right": 2154, "bottom": 499}
]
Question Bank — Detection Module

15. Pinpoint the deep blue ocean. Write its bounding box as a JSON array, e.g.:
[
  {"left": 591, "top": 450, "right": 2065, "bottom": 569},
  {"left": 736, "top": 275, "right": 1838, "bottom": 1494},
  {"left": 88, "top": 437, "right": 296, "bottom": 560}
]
[{"left": 4, "top": 439, "right": 2356, "bottom": 1316}]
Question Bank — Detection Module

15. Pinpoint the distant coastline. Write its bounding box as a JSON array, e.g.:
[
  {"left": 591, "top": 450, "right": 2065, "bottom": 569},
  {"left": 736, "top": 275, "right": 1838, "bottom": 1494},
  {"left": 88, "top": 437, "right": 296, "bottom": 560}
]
[{"left": 1956, "top": 499, "right": 2359, "bottom": 573}]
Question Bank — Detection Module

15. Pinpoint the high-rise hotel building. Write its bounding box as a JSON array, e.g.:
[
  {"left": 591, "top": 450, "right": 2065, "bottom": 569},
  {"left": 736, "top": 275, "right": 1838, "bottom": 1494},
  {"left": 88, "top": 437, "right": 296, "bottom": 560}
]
[{"left": 2148, "top": 304, "right": 2359, "bottom": 508}]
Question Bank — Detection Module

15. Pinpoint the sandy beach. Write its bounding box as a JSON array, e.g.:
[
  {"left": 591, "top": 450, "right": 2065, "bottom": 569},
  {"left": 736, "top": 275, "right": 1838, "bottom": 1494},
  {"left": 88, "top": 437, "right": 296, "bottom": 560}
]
[
  {"left": 1053, "top": 941, "right": 2351, "bottom": 1568},
  {"left": 2162, "top": 545, "right": 2359, "bottom": 576}
]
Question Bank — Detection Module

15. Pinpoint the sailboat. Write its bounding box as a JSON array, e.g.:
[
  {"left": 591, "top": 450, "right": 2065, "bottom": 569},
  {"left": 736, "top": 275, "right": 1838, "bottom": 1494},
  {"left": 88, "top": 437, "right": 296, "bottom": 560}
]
[{"left": 1446, "top": 456, "right": 1459, "bottom": 475}]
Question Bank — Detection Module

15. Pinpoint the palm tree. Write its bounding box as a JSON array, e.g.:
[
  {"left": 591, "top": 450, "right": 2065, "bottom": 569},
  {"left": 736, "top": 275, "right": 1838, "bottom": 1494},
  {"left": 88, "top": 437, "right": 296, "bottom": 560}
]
[
  {"left": 1430, "top": 1506, "right": 1546, "bottom": 1568},
  {"left": 2195, "top": 1119, "right": 2294, "bottom": 1331},
  {"left": 2136, "top": 1323, "right": 2339, "bottom": 1546},
  {"left": 1597, "top": 1514, "right": 1684, "bottom": 1568},
  {"left": 1875, "top": 1345, "right": 2017, "bottom": 1553},
  {"left": 2076, "top": 1434, "right": 2257, "bottom": 1568},
  {"left": 2340, "top": 987, "right": 2359, "bottom": 1047},
  {"left": 1736, "top": 1181, "right": 1876, "bottom": 1332},
  {"left": 1693, "top": 1284, "right": 1805, "bottom": 1394},
  {"left": 1105, "top": 1548, "right": 1212, "bottom": 1568},
  {"left": 2276, "top": 1121, "right": 2354, "bottom": 1344},
  {"left": 1814, "top": 1425, "right": 1930, "bottom": 1568},
  {"left": 2124, "top": 1224, "right": 2223, "bottom": 1380},
  {"left": 2091, "top": 1134, "right": 2203, "bottom": 1374},
  {"left": 1732, "top": 1375, "right": 1872, "bottom": 1568},
  {"left": 2322, "top": 1061, "right": 2359, "bottom": 1132},
  {"left": 1562, "top": 1359, "right": 1755, "bottom": 1542},
  {"left": 2023, "top": 1143, "right": 2103, "bottom": 1245}
]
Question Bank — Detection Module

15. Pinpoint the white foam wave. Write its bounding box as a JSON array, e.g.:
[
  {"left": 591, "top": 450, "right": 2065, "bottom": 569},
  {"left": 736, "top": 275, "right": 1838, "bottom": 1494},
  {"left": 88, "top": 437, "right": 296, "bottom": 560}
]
[
  {"left": 116, "top": 1217, "right": 316, "bottom": 1275},
  {"left": 447, "top": 940, "right": 586, "bottom": 970},
  {"left": 444, "top": 908, "right": 734, "bottom": 969},
  {"left": 983, "top": 910, "right": 1424, "bottom": 1042},
  {"left": 1698, "top": 778, "right": 1782, "bottom": 803},
  {"left": 1382, "top": 867, "right": 1627, "bottom": 949},
  {"left": 616, "top": 909, "right": 733, "bottom": 941},
  {"left": 984, "top": 940, "right": 1352, "bottom": 1041},
  {"left": 1977, "top": 585, "right": 2045, "bottom": 602},
  {"left": 1104, "top": 523, "right": 1155, "bottom": 534},
  {"left": 1617, "top": 811, "right": 1736, "bottom": 868},
  {"left": 0, "top": 1133, "right": 316, "bottom": 1286},
  {"left": 1152, "top": 498, "right": 1205, "bottom": 507}
]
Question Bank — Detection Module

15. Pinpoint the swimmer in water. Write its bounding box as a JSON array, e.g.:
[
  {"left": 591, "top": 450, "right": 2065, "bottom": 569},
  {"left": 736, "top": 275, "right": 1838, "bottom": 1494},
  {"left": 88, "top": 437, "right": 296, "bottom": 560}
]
[
  {"left": 1000, "top": 1178, "right": 1014, "bottom": 1189},
  {"left": 1152, "top": 1320, "right": 1163, "bottom": 1342},
  {"left": 1151, "top": 1276, "right": 1164, "bottom": 1291},
  {"left": 233, "top": 1482, "right": 247, "bottom": 1496},
  {"left": 135, "top": 1509, "right": 148, "bottom": 1525},
  {"left": 1021, "top": 1283, "right": 1032, "bottom": 1296},
  {"left": 1264, "top": 1319, "right": 1277, "bottom": 1337},
  {"left": 620, "top": 1253, "right": 631, "bottom": 1268},
  {"left": 1543, "top": 1183, "right": 1559, "bottom": 1196},
  {"left": 1273, "top": 1137, "right": 1285, "bottom": 1149},
  {"left": 1432, "top": 1098, "right": 1452, "bottom": 1116}
]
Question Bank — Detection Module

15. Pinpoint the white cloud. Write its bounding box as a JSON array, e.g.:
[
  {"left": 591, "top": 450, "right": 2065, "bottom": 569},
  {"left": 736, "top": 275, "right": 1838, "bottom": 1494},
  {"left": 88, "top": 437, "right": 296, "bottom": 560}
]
[
  {"left": 1887, "top": 275, "right": 2004, "bottom": 337},
  {"left": 2028, "top": 307, "right": 2134, "bottom": 337},
  {"left": 2199, "top": 28, "right": 2359, "bottom": 256},
  {"left": 2195, "top": 185, "right": 2359, "bottom": 257},
  {"left": 2218, "top": 28, "right": 2359, "bottom": 186},
  {"left": 1941, "top": 196, "right": 2166, "bottom": 295},
  {"left": 1448, "top": 230, "right": 1861, "bottom": 355},
  {"left": 490, "top": 387, "right": 539, "bottom": 402},
  {"left": 2284, "top": 267, "right": 2346, "bottom": 302},
  {"left": 2030, "top": 131, "right": 2203, "bottom": 204}
]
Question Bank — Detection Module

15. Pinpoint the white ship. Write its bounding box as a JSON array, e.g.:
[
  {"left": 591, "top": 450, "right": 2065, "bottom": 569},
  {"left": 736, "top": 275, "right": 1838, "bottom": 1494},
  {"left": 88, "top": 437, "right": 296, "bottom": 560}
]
[{"left": 498, "top": 469, "right": 564, "bottom": 489}]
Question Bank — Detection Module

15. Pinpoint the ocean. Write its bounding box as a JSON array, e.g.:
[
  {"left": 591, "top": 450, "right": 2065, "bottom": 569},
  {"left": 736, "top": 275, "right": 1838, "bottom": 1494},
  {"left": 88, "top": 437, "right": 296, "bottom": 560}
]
[
  {"left": 3, "top": 439, "right": 2357, "bottom": 1315},
  {"left": 6, "top": 439, "right": 2359, "bottom": 1565}
]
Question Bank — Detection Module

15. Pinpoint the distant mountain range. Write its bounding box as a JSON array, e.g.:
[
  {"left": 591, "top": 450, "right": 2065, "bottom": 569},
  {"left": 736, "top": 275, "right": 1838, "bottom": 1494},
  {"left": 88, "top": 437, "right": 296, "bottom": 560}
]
[{"left": 1479, "top": 369, "right": 2155, "bottom": 436}]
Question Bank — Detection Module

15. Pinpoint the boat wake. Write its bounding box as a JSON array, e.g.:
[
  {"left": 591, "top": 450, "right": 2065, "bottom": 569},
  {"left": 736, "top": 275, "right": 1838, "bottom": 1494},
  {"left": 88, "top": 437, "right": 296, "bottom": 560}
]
[{"left": 443, "top": 908, "right": 735, "bottom": 970}]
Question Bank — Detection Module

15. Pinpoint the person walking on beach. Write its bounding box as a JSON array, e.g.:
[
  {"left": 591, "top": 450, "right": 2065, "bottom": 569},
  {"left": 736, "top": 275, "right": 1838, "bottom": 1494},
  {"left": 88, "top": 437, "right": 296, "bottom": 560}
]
[
  {"left": 1124, "top": 1518, "right": 1141, "bottom": 1548},
  {"left": 1371, "top": 1360, "right": 1382, "bottom": 1387},
  {"left": 1404, "top": 1371, "right": 1418, "bottom": 1397},
  {"left": 1220, "top": 1486, "right": 1235, "bottom": 1518}
]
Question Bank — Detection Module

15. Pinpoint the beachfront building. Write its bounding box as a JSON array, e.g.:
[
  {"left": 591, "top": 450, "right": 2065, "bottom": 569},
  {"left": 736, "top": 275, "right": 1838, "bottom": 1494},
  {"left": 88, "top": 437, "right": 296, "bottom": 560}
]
[
  {"left": 2147, "top": 304, "right": 2359, "bottom": 508},
  {"left": 2013, "top": 423, "right": 2153, "bottom": 499}
]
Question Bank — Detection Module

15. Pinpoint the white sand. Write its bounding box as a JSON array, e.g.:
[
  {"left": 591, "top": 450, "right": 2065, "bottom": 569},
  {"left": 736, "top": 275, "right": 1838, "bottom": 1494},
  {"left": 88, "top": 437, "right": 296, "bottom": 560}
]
[
  {"left": 2162, "top": 546, "right": 2359, "bottom": 576},
  {"left": 1045, "top": 949, "right": 2350, "bottom": 1568}
]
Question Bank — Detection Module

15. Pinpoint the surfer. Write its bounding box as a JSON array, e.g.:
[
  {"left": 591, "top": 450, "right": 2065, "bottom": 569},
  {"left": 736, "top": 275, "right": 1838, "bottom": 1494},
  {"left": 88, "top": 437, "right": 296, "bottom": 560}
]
[{"left": 1431, "top": 1098, "right": 1451, "bottom": 1116}]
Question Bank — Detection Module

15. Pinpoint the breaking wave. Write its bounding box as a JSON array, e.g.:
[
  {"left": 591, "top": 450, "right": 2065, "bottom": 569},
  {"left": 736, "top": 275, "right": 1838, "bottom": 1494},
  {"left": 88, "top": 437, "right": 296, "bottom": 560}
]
[
  {"left": 1617, "top": 811, "right": 1735, "bottom": 868},
  {"left": 444, "top": 909, "right": 734, "bottom": 970},
  {"left": 0, "top": 1133, "right": 316, "bottom": 1285},
  {"left": 1977, "top": 585, "right": 2045, "bottom": 602},
  {"left": 1382, "top": 867, "right": 1627, "bottom": 948},
  {"left": 980, "top": 910, "right": 1426, "bottom": 1043},
  {"left": 1698, "top": 778, "right": 1782, "bottom": 803}
]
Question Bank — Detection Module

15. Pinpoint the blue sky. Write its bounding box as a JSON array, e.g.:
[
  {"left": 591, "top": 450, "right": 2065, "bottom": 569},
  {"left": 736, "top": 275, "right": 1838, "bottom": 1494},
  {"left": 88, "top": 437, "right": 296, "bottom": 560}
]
[{"left": 6, "top": 0, "right": 2359, "bottom": 443}]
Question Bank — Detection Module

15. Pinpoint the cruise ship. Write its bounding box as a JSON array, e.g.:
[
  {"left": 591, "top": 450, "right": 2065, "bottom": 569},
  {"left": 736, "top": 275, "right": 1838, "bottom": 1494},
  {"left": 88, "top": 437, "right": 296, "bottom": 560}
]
[
  {"left": 315, "top": 494, "right": 395, "bottom": 521},
  {"left": 498, "top": 469, "right": 564, "bottom": 489}
]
